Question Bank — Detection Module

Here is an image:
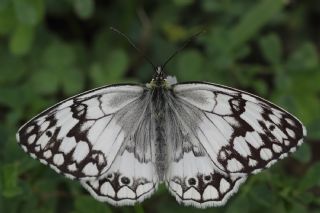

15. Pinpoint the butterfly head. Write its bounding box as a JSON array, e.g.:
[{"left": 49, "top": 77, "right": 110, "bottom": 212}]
[
  {"left": 147, "top": 66, "right": 171, "bottom": 88},
  {"left": 154, "top": 66, "right": 167, "bottom": 81}
]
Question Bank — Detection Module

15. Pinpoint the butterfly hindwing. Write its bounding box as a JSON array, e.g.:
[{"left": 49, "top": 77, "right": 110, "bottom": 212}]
[
  {"left": 81, "top": 150, "right": 158, "bottom": 206},
  {"left": 16, "top": 84, "right": 146, "bottom": 180},
  {"left": 173, "top": 82, "right": 306, "bottom": 175},
  {"left": 166, "top": 151, "right": 246, "bottom": 208}
]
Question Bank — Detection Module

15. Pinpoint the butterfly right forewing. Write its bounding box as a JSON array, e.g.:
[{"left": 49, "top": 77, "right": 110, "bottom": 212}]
[{"left": 172, "top": 82, "right": 306, "bottom": 175}]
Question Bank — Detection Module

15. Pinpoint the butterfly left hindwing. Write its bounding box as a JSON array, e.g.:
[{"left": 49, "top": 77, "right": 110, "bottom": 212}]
[{"left": 82, "top": 150, "right": 158, "bottom": 206}]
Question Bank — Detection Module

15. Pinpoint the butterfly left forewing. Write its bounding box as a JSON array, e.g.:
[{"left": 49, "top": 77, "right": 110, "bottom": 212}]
[
  {"left": 173, "top": 82, "right": 306, "bottom": 175},
  {"left": 17, "top": 85, "right": 146, "bottom": 180}
]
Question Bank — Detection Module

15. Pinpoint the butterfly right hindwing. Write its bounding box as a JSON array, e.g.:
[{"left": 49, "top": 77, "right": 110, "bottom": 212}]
[{"left": 166, "top": 151, "right": 246, "bottom": 208}]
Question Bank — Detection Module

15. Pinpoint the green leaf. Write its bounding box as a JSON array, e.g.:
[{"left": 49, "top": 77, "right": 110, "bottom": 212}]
[
  {"left": 43, "top": 41, "right": 76, "bottom": 69},
  {"left": 13, "top": 0, "right": 44, "bottom": 26},
  {"left": 61, "top": 68, "right": 84, "bottom": 95},
  {"left": 0, "top": 51, "right": 25, "bottom": 85},
  {"left": 0, "top": 3, "right": 16, "bottom": 34},
  {"left": 9, "top": 24, "right": 34, "bottom": 55},
  {"left": 292, "top": 143, "right": 311, "bottom": 163},
  {"left": 201, "top": 0, "right": 222, "bottom": 12},
  {"left": 90, "top": 49, "right": 128, "bottom": 86},
  {"left": 30, "top": 70, "right": 59, "bottom": 95},
  {"left": 134, "top": 204, "right": 144, "bottom": 213},
  {"left": 259, "top": 33, "right": 282, "bottom": 65},
  {"left": 173, "top": 0, "right": 194, "bottom": 7},
  {"left": 0, "top": 0, "right": 10, "bottom": 10},
  {"left": 40, "top": 40, "right": 85, "bottom": 94},
  {"left": 228, "top": 0, "right": 286, "bottom": 50},
  {"left": 162, "top": 24, "right": 187, "bottom": 42},
  {"left": 252, "top": 79, "right": 268, "bottom": 96},
  {"left": 105, "top": 49, "right": 128, "bottom": 79},
  {"left": 288, "top": 202, "right": 308, "bottom": 213},
  {"left": 72, "top": 195, "right": 112, "bottom": 213},
  {"left": 226, "top": 193, "right": 250, "bottom": 213},
  {"left": 298, "top": 162, "right": 320, "bottom": 191},
  {"left": 307, "top": 118, "right": 320, "bottom": 139},
  {"left": 249, "top": 184, "right": 276, "bottom": 207},
  {"left": 286, "top": 42, "right": 319, "bottom": 73},
  {"left": 176, "top": 50, "right": 204, "bottom": 81},
  {"left": 0, "top": 86, "right": 25, "bottom": 108},
  {"left": 73, "top": 0, "right": 94, "bottom": 19},
  {"left": 89, "top": 63, "right": 105, "bottom": 86},
  {"left": 0, "top": 163, "right": 22, "bottom": 198}
]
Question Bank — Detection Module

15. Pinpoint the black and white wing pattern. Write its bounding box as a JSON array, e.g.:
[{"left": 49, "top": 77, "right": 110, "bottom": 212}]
[
  {"left": 164, "top": 82, "right": 306, "bottom": 207},
  {"left": 82, "top": 150, "right": 158, "bottom": 206},
  {"left": 166, "top": 151, "right": 246, "bottom": 208},
  {"left": 173, "top": 82, "right": 306, "bottom": 175},
  {"left": 16, "top": 84, "right": 149, "bottom": 180}
]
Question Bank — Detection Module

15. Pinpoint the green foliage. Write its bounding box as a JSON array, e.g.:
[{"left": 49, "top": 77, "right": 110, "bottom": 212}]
[
  {"left": 0, "top": 0, "right": 319, "bottom": 212},
  {"left": 0, "top": 163, "right": 21, "bottom": 198},
  {"left": 259, "top": 33, "right": 282, "bottom": 66},
  {"left": 72, "top": 195, "right": 112, "bottom": 213},
  {"left": 73, "top": 0, "right": 95, "bottom": 19}
]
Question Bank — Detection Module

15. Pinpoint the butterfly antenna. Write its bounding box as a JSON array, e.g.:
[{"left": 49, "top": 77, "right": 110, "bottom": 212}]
[
  {"left": 162, "top": 30, "right": 205, "bottom": 69},
  {"left": 110, "top": 27, "right": 156, "bottom": 70}
]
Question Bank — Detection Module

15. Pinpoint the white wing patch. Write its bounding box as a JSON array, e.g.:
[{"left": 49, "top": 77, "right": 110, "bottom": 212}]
[
  {"left": 16, "top": 85, "right": 145, "bottom": 180},
  {"left": 173, "top": 82, "right": 306, "bottom": 175},
  {"left": 81, "top": 150, "right": 158, "bottom": 206}
]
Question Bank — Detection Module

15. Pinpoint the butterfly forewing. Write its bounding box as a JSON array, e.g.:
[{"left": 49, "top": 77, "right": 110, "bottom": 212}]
[
  {"left": 173, "top": 82, "right": 306, "bottom": 175},
  {"left": 16, "top": 84, "right": 147, "bottom": 180}
]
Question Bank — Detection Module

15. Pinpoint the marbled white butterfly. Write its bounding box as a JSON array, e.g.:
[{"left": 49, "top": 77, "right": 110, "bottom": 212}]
[{"left": 16, "top": 29, "right": 306, "bottom": 208}]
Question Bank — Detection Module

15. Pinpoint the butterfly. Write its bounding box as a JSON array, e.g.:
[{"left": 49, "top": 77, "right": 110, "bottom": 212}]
[{"left": 16, "top": 29, "right": 306, "bottom": 208}]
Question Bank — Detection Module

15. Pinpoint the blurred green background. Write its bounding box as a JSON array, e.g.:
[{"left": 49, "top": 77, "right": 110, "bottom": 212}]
[{"left": 0, "top": 0, "right": 320, "bottom": 212}]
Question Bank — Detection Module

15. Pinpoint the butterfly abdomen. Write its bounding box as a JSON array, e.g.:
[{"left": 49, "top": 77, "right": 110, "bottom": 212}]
[{"left": 152, "top": 87, "right": 168, "bottom": 181}]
